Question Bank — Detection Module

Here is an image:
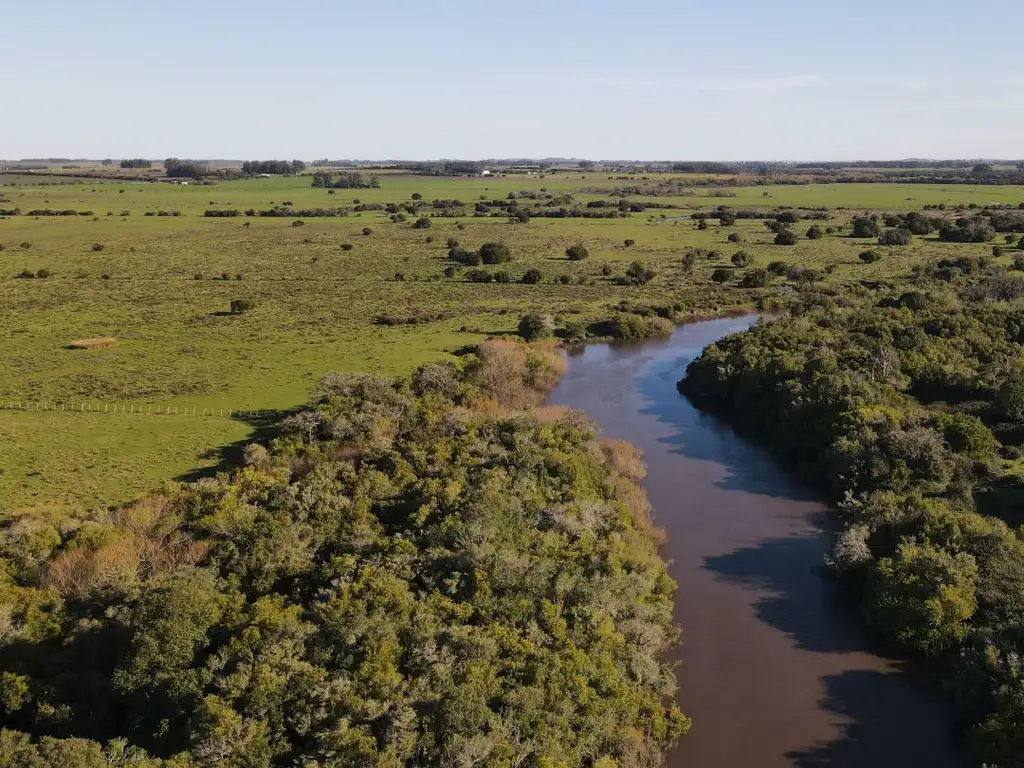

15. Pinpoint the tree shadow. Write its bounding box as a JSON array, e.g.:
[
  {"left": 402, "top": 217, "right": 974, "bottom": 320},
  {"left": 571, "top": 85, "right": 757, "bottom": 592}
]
[
  {"left": 786, "top": 669, "right": 962, "bottom": 767},
  {"left": 174, "top": 407, "right": 298, "bottom": 482},
  {"left": 634, "top": 345, "right": 821, "bottom": 503}
]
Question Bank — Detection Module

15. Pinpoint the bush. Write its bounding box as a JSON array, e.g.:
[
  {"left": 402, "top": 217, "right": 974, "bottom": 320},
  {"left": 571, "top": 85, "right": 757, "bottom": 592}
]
[
  {"left": 19, "top": 242, "right": 31, "bottom": 250},
  {"left": 340, "top": 243, "right": 354, "bottom": 251},
  {"left": 292, "top": 220, "right": 305, "bottom": 227},
  {"left": 412, "top": 217, "right": 432, "bottom": 229},
  {"left": 362, "top": 227, "right": 373, "bottom": 236},
  {"left": 522, "top": 268, "right": 542, "bottom": 284},
  {"left": 230, "top": 299, "right": 253, "bottom": 314},
  {"left": 806, "top": 225, "right": 823, "bottom": 239},
  {"left": 565, "top": 244, "right": 589, "bottom": 261},
  {"left": 557, "top": 274, "right": 572, "bottom": 284},
  {"left": 91, "top": 243, "right": 105, "bottom": 252},
  {"left": 878, "top": 228, "right": 913, "bottom": 246},
  {"left": 859, "top": 249, "right": 883, "bottom": 264},
  {"left": 465, "top": 269, "right": 493, "bottom": 283},
  {"left": 624, "top": 261, "right": 655, "bottom": 285},
  {"left": 767, "top": 260, "right": 789, "bottom": 276},
  {"left": 518, "top": 312, "right": 554, "bottom": 341},
  {"left": 611, "top": 313, "right": 672, "bottom": 340},
  {"left": 731, "top": 250, "right": 750, "bottom": 268},
  {"left": 449, "top": 247, "right": 481, "bottom": 266},
  {"left": 720, "top": 212, "right": 737, "bottom": 227},
  {"left": 624, "top": 238, "right": 635, "bottom": 247},
  {"left": 711, "top": 267, "right": 732, "bottom": 284},
  {"left": 493, "top": 270, "right": 512, "bottom": 283},
  {"left": 739, "top": 268, "right": 769, "bottom": 288},
  {"left": 35, "top": 268, "right": 51, "bottom": 278},
  {"left": 775, "top": 231, "right": 799, "bottom": 246},
  {"left": 447, "top": 237, "right": 460, "bottom": 249},
  {"left": 479, "top": 241, "right": 512, "bottom": 264},
  {"left": 851, "top": 217, "right": 881, "bottom": 238},
  {"left": 993, "top": 245, "right": 1004, "bottom": 257},
  {"left": 697, "top": 218, "right": 708, "bottom": 230},
  {"left": 728, "top": 232, "right": 743, "bottom": 243}
]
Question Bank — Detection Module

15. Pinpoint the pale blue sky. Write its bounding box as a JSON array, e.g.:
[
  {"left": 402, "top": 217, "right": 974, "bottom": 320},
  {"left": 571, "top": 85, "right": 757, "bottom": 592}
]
[{"left": 5, "top": 0, "right": 1023, "bottom": 160}]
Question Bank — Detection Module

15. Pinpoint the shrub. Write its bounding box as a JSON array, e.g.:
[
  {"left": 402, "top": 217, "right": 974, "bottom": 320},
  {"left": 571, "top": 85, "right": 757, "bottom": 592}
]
[
  {"left": 411, "top": 192, "right": 422, "bottom": 200},
  {"left": 493, "top": 270, "right": 512, "bottom": 283},
  {"left": 720, "top": 212, "right": 737, "bottom": 226},
  {"left": 442, "top": 266, "right": 457, "bottom": 278},
  {"left": 565, "top": 244, "right": 589, "bottom": 261},
  {"left": 449, "top": 247, "right": 481, "bottom": 266},
  {"left": 101, "top": 273, "right": 110, "bottom": 280},
  {"left": 522, "top": 268, "right": 542, "bottom": 284},
  {"left": 35, "top": 268, "right": 51, "bottom": 279},
  {"left": 775, "top": 231, "right": 799, "bottom": 246},
  {"left": 697, "top": 218, "right": 708, "bottom": 230},
  {"left": 479, "top": 241, "right": 512, "bottom": 264},
  {"left": 767, "top": 260, "right": 789, "bottom": 276},
  {"left": 291, "top": 220, "right": 305, "bottom": 227},
  {"left": 557, "top": 274, "right": 572, "bottom": 284},
  {"left": 518, "top": 312, "right": 554, "bottom": 341},
  {"left": 230, "top": 299, "right": 253, "bottom": 314},
  {"left": 340, "top": 243, "right": 354, "bottom": 251},
  {"left": 446, "top": 237, "right": 460, "bottom": 249},
  {"left": 739, "top": 268, "right": 769, "bottom": 288},
  {"left": 711, "top": 267, "right": 732, "bottom": 284},
  {"left": 859, "top": 249, "right": 882, "bottom": 264},
  {"left": 465, "top": 269, "right": 493, "bottom": 283},
  {"left": 91, "top": 243, "right": 105, "bottom": 252},
  {"left": 19, "top": 242, "right": 31, "bottom": 250},
  {"left": 16, "top": 270, "right": 36, "bottom": 278},
  {"left": 457, "top": 223, "right": 465, "bottom": 230},
  {"left": 851, "top": 217, "right": 881, "bottom": 238},
  {"left": 806, "top": 225, "right": 823, "bottom": 239},
  {"left": 878, "top": 228, "right": 912, "bottom": 246},
  {"left": 993, "top": 245, "right": 1004, "bottom": 257},
  {"left": 728, "top": 232, "right": 743, "bottom": 243},
  {"left": 624, "top": 261, "right": 655, "bottom": 285},
  {"left": 412, "top": 217, "right": 431, "bottom": 229},
  {"left": 731, "top": 250, "right": 750, "bottom": 268},
  {"left": 624, "top": 238, "right": 635, "bottom": 247},
  {"left": 362, "top": 227, "right": 373, "bottom": 236}
]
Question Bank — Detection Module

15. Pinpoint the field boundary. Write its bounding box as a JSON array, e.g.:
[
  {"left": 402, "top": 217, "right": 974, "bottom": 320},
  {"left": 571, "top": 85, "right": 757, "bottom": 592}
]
[{"left": 0, "top": 400, "right": 260, "bottom": 419}]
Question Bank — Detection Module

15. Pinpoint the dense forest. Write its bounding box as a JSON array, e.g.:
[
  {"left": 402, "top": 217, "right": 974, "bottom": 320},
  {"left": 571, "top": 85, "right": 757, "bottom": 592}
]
[
  {"left": 0, "top": 340, "right": 686, "bottom": 766},
  {"left": 680, "top": 267, "right": 1024, "bottom": 766}
]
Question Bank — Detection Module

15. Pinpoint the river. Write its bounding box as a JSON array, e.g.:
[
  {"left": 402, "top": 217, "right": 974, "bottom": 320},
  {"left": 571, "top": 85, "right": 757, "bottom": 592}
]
[{"left": 546, "top": 315, "right": 962, "bottom": 768}]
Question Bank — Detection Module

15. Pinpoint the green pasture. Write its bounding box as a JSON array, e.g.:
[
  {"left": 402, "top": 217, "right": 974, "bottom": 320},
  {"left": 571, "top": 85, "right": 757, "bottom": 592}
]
[{"left": 0, "top": 173, "right": 1018, "bottom": 510}]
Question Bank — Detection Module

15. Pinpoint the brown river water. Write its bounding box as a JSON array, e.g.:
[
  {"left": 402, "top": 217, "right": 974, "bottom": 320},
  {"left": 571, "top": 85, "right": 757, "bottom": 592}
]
[{"left": 547, "top": 316, "right": 963, "bottom": 768}]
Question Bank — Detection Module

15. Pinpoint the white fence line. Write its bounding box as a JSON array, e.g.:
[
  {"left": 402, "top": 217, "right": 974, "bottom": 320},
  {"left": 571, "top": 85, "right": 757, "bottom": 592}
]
[{"left": 0, "top": 400, "right": 265, "bottom": 419}]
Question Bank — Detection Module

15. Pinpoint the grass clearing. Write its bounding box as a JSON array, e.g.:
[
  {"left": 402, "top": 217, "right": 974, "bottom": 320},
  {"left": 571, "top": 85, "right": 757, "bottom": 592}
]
[{"left": 1, "top": 171, "right": 1021, "bottom": 510}]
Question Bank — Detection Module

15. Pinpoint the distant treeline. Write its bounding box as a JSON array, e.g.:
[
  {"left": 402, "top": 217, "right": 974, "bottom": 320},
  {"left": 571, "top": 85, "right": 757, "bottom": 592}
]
[
  {"left": 241, "top": 160, "right": 306, "bottom": 176},
  {"left": 310, "top": 171, "right": 380, "bottom": 189},
  {"left": 392, "top": 160, "right": 484, "bottom": 176},
  {"left": 120, "top": 159, "right": 152, "bottom": 169},
  {"left": 163, "top": 158, "right": 209, "bottom": 179}
]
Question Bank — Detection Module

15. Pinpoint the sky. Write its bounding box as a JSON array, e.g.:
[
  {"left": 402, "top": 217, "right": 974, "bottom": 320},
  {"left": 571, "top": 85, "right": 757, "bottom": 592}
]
[{"left": 4, "top": 0, "right": 1024, "bottom": 161}]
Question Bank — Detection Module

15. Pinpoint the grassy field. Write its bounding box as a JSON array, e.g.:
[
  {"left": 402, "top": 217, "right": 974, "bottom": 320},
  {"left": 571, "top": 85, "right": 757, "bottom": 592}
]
[{"left": 1, "top": 172, "right": 1020, "bottom": 510}]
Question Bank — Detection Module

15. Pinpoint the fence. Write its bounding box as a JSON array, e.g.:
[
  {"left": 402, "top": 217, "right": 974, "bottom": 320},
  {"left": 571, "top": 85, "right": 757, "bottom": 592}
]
[{"left": 0, "top": 400, "right": 264, "bottom": 419}]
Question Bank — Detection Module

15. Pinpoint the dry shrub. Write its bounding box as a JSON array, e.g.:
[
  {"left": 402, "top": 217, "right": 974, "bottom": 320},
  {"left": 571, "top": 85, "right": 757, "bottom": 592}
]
[
  {"left": 472, "top": 338, "right": 567, "bottom": 410},
  {"left": 66, "top": 337, "right": 117, "bottom": 350},
  {"left": 44, "top": 495, "right": 208, "bottom": 598},
  {"left": 600, "top": 438, "right": 647, "bottom": 482},
  {"left": 533, "top": 405, "right": 570, "bottom": 424}
]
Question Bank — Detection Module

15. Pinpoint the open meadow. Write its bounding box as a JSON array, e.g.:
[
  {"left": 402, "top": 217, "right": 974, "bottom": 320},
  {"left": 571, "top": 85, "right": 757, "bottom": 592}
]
[{"left": 1, "top": 171, "right": 1021, "bottom": 510}]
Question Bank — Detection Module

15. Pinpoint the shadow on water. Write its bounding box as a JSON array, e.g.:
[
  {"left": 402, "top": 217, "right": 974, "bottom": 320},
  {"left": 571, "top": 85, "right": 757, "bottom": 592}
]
[{"left": 785, "top": 668, "right": 955, "bottom": 767}]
